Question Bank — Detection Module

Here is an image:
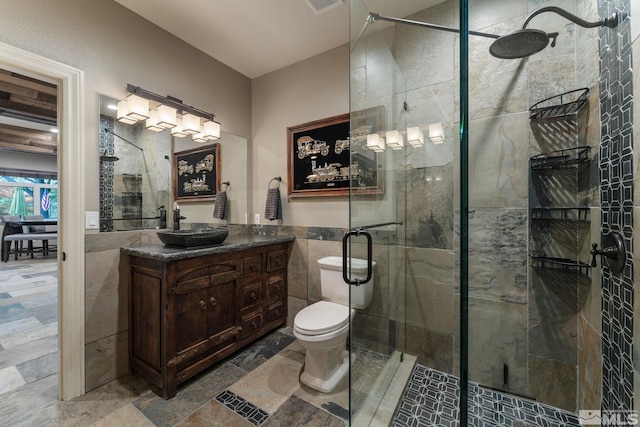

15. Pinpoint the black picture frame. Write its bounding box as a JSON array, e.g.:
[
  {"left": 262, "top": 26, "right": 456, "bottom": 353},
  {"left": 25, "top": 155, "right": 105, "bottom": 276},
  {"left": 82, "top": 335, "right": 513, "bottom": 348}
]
[
  {"left": 173, "top": 144, "right": 221, "bottom": 202},
  {"left": 286, "top": 107, "right": 384, "bottom": 197}
]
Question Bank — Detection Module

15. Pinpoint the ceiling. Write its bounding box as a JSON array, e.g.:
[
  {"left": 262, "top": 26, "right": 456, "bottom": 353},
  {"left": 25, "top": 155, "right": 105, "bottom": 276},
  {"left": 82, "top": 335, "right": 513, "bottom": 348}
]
[
  {"left": 114, "top": 0, "right": 442, "bottom": 79},
  {"left": 0, "top": 71, "right": 58, "bottom": 156},
  {"left": 0, "top": 0, "right": 445, "bottom": 157}
]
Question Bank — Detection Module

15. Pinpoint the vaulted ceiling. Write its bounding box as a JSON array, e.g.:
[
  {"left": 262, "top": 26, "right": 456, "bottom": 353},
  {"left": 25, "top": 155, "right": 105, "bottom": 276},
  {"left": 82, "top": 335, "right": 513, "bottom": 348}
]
[{"left": 0, "top": 70, "right": 58, "bottom": 156}]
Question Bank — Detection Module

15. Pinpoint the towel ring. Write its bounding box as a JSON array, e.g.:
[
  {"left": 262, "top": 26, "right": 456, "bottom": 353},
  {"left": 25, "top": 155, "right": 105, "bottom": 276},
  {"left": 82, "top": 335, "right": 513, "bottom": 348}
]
[
  {"left": 220, "top": 181, "right": 230, "bottom": 191},
  {"left": 269, "top": 177, "right": 282, "bottom": 189}
]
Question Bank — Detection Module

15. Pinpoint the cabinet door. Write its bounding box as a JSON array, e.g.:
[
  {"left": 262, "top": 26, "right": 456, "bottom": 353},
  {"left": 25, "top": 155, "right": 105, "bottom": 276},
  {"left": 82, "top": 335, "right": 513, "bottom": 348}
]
[
  {"left": 208, "top": 279, "right": 236, "bottom": 339},
  {"left": 175, "top": 285, "right": 209, "bottom": 354},
  {"left": 208, "top": 260, "right": 242, "bottom": 349}
]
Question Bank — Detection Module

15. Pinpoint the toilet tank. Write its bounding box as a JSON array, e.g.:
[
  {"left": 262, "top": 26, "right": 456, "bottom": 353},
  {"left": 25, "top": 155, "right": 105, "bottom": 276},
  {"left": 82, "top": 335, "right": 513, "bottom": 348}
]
[{"left": 318, "top": 256, "right": 375, "bottom": 309}]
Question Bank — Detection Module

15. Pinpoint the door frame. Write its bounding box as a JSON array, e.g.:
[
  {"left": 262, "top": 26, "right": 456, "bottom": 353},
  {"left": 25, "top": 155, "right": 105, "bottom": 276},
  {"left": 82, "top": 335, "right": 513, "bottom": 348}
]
[{"left": 0, "top": 41, "right": 85, "bottom": 400}]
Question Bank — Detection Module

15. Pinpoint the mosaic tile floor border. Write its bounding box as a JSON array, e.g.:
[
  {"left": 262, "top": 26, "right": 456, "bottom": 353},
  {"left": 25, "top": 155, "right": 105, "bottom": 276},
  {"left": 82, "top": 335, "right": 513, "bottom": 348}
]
[
  {"left": 216, "top": 389, "right": 270, "bottom": 426},
  {"left": 392, "top": 364, "right": 582, "bottom": 427}
]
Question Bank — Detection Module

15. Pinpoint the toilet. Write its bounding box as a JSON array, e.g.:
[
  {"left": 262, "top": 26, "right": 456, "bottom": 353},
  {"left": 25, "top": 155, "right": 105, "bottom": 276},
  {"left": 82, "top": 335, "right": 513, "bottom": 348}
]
[{"left": 293, "top": 256, "right": 375, "bottom": 393}]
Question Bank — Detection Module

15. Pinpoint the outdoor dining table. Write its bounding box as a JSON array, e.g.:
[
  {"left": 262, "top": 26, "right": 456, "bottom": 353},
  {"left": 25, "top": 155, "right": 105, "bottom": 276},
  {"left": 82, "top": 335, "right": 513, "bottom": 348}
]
[{"left": 1, "top": 218, "right": 58, "bottom": 262}]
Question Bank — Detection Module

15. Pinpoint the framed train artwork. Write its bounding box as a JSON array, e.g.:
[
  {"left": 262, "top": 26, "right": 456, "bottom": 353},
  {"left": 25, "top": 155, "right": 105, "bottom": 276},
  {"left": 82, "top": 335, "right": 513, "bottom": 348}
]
[
  {"left": 286, "top": 106, "right": 384, "bottom": 197},
  {"left": 173, "top": 144, "right": 220, "bottom": 201}
]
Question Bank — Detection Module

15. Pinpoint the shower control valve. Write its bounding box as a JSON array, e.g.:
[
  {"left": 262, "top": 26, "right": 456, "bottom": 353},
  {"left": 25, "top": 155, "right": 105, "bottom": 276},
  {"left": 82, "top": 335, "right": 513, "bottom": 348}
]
[
  {"left": 590, "top": 243, "right": 618, "bottom": 266},
  {"left": 590, "top": 231, "right": 626, "bottom": 276}
]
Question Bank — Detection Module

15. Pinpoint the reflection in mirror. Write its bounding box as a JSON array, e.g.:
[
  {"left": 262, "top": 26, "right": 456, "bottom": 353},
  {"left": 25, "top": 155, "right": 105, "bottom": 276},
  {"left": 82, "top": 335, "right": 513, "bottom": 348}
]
[{"left": 99, "top": 94, "right": 171, "bottom": 232}]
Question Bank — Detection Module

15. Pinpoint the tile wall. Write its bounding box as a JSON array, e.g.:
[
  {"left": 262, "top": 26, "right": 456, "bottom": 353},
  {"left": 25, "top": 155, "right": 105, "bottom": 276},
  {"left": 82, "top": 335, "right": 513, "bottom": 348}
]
[{"left": 598, "top": 0, "right": 635, "bottom": 413}]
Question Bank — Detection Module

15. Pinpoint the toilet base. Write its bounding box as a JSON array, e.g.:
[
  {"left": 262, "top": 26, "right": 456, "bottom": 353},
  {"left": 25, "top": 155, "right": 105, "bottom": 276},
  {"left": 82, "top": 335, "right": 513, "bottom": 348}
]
[{"left": 300, "top": 350, "right": 353, "bottom": 393}]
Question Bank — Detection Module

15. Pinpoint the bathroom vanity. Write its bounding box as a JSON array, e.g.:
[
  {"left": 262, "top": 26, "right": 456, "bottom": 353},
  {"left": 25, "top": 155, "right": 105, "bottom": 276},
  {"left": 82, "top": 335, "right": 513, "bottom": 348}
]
[{"left": 122, "top": 234, "right": 294, "bottom": 399}]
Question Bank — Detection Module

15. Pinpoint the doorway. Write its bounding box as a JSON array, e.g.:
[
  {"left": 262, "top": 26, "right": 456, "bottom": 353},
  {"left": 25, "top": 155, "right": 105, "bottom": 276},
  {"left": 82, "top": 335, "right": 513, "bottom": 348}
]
[{"left": 0, "top": 41, "right": 85, "bottom": 401}]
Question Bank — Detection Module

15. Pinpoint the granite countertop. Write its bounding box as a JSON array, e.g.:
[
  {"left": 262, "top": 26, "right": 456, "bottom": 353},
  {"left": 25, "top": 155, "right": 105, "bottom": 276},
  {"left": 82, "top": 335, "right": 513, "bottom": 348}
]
[{"left": 121, "top": 234, "right": 295, "bottom": 261}]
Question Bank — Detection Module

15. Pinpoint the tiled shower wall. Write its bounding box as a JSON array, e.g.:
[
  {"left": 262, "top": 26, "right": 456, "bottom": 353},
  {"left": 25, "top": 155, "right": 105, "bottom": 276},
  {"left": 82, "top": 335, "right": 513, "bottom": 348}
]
[{"left": 598, "top": 0, "right": 635, "bottom": 414}]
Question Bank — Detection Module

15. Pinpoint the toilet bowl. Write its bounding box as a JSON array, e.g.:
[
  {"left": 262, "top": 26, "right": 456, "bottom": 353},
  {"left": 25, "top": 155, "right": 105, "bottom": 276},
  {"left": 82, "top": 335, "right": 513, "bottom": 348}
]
[{"left": 293, "top": 256, "right": 374, "bottom": 393}]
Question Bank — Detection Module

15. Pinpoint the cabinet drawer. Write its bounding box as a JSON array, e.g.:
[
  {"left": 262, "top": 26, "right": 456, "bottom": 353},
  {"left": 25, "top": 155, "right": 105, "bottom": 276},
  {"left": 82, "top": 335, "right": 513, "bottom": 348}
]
[
  {"left": 265, "top": 301, "right": 285, "bottom": 324},
  {"left": 240, "top": 281, "right": 263, "bottom": 310},
  {"left": 267, "top": 250, "right": 287, "bottom": 272},
  {"left": 173, "top": 339, "right": 209, "bottom": 370},
  {"left": 243, "top": 256, "right": 263, "bottom": 275},
  {"left": 266, "top": 274, "right": 285, "bottom": 300},
  {"left": 240, "top": 311, "right": 263, "bottom": 340}
]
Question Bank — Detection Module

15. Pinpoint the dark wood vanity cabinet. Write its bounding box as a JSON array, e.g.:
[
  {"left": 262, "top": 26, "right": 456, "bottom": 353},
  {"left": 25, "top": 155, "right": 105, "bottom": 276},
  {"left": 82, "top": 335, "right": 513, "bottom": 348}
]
[{"left": 127, "top": 242, "right": 290, "bottom": 399}]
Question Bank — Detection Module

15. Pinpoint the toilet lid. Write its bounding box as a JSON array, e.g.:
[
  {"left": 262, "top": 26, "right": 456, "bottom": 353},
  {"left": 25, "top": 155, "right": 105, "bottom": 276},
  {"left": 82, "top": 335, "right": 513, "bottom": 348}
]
[{"left": 295, "top": 301, "right": 350, "bottom": 335}]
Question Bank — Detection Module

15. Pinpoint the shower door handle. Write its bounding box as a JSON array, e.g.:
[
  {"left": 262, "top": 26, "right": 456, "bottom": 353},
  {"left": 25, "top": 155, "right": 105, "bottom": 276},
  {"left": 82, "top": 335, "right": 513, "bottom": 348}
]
[{"left": 342, "top": 228, "right": 372, "bottom": 286}]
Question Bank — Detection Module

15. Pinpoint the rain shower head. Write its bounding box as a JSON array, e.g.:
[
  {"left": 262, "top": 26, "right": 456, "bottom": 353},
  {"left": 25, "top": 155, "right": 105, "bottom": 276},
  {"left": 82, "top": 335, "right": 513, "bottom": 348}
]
[
  {"left": 489, "top": 6, "right": 618, "bottom": 59},
  {"left": 489, "top": 29, "right": 558, "bottom": 59},
  {"left": 100, "top": 151, "right": 119, "bottom": 162}
]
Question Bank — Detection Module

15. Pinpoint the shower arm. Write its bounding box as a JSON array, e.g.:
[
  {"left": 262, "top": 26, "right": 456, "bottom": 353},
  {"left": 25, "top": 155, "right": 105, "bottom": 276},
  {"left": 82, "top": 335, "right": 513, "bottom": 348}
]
[
  {"left": 521, "top": 6, "right": 618, "bottom": 30},
  {"left": 368, "top": 13, "right": 499, "bottom": 39},
  {"left": 104, "top": 128, "right": 144, "bottom": 151}
]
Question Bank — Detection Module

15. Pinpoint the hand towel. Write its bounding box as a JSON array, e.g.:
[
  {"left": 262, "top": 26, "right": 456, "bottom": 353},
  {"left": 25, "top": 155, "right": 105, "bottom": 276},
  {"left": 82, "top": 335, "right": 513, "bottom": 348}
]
[
  {"left": 212, "top": 190, "right": 229, "bottom": 220},
  {"left": 265, "top": 187, "right": 282, "bottom": 221}
]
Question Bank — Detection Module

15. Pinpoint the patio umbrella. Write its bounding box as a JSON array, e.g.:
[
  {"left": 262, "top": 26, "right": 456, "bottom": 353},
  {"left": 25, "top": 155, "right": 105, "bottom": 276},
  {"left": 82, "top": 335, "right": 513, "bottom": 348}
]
[{"left": 9, "top": 187, "right": 28, "bottom": 216}]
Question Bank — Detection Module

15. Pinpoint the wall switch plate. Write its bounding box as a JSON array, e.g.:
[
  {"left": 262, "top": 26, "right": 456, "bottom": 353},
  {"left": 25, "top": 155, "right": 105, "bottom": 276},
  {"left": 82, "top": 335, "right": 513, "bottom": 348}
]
[
  {"left": 85, "top": 211, "right": 99, "bottom": 229},
  {"left": 255, "top": 213, "right": 260, "bottom": 224}
]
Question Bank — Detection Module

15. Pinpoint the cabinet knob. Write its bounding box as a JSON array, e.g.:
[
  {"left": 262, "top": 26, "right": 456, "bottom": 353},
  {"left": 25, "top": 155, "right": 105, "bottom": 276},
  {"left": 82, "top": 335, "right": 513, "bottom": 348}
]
[
  {"left": 199, "top": 300, "right": 206, "bottom": 309},
  {"left": 275, "top": 309, "right": 281, "bottom": 317},
  {"left": 210, "top": 297, "right": 217, "bottom": 306},
  {"left": 251, "top": 320, "right": 258, "bottom": 329},
  {"left": 251, "top": 292, "right": 258, "bottom": 300}
]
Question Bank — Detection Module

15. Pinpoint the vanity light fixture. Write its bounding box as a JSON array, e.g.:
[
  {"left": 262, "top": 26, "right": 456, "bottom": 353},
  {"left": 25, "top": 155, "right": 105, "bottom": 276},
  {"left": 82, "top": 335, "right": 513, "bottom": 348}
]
[
  {"left": 203, "top": 120, "right": 221, "bottom": 140},
  {"left": 117, "top": 84, "right": 220, "bottom": 138},
  {"left": 182, "top": 113, "right": 202, "bottom": 135},
  {"left": 429, "top": 123, "right": 445, "bottom": 144},
  {"left": 116, "top": 99, "right": 138, "bottom": 125},
  {"left": 170, "top": 118, "right": 189, "bottom": 138},
  {"left": 157, "top": 104, "right": 177, "bottom": 129},
  {"left": 385, "top": 130, "right": 404, "bottom": 150},
  {"left": 122, "top": 93, "right": 150, "bottom": 121},
  {"left": 145, "top": 110, "right": 165, "bottom": 132},
  {"left": 407, "top": 126, "right": 424, "bottom": 147},
  {"left": 192, "top": 132, "right": 208, "bottom": 143},
  {"left": 367, "top": 133, "right": 385, "bottom": 152}
]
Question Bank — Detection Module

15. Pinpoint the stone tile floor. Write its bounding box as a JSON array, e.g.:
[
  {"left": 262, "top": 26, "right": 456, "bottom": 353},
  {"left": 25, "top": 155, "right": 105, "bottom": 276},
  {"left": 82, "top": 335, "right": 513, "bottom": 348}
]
[
  {"left": 0, "top": 256, "right": 583, "bottom": 426},
  {"left": 0, "top": 257, "right": 357, "bottom": 426}
]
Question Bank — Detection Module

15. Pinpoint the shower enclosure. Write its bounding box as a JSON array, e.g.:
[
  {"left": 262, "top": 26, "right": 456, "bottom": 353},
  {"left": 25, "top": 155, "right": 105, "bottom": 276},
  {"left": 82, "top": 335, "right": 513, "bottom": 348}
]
[{"left": 347, "top": 0, "right": 634, "bottom": 425}]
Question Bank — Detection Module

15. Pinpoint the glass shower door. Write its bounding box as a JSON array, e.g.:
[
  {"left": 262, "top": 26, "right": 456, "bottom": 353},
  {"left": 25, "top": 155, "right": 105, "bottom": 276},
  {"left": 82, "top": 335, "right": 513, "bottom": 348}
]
[
  {"left": 348, "top": 0, "right": 408, "bottom": 424},
  {"left": 348, "top": 1, "right": 459, "bottom": 424}
]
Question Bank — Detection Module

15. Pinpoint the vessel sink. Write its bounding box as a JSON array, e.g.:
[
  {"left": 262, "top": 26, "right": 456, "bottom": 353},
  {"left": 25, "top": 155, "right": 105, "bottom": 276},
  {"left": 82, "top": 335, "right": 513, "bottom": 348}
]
[{"left": 157, "top": 228, "right": 229, "bottom": 248}]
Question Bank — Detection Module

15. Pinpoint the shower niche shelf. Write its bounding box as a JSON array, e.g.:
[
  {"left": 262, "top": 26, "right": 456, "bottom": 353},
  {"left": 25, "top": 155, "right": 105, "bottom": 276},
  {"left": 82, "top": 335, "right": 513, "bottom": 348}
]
[
  {"left": 531, "top": 256, "right": 591, "bottom": 276},
  {"left": 529, "top": 88, "right": 589, "bottom": 119},
  {"left": 529, "top": 146, "right": 591, "bottom": 170}
]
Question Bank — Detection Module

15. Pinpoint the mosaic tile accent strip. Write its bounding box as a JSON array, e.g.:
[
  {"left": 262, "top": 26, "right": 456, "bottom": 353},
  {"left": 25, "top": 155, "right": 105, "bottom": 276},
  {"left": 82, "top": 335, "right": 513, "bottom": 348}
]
[
  {"left": 392, "top": 364, "right": 581, "bottom": 427},
  {"left": 598, "top": 0, "right": 634, "bottom": 414},
  {"left": 99, "top": 115, "right": 115, "bottom": 232},
  {"left": 215, "top": 389, "right": 269, "bottom": 426}
]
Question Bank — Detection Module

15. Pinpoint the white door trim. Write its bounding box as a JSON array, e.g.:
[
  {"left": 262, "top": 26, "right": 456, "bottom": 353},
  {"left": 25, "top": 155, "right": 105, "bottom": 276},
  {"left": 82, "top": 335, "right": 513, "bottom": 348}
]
[{"left": 0, "top": 42, "right": 85, "bottom": 400}]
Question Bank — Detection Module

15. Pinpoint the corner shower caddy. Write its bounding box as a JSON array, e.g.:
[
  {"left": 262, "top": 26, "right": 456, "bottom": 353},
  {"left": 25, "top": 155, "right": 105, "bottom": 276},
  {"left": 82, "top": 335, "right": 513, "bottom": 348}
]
[{"left": 529, "top": 88, "right": 591, "bottom": 277}]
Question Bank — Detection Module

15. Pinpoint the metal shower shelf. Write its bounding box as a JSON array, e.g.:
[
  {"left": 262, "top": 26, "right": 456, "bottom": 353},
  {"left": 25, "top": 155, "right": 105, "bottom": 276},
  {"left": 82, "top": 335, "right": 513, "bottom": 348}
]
[
  {"left": 529, "top": 88, "right": 589, "bottom": 119},
  {"left": 531, "top": 207, "right": 590, "bottom": 221},
  {"left": 531, "top": 256, "right": 591, "bottom": 276},
  {"left": 529, "top": 146, "right": 590, "bottom": 169}
]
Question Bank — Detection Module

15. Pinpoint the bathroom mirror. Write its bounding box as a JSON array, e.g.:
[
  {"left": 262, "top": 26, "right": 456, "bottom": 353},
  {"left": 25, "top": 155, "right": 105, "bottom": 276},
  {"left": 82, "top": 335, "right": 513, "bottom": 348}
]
[
  {"left": 99, "top": 94, "right": 172, "bottom": 232},
  {"left": 98, "top": 94, "right": 249, "bottom": 231}
]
